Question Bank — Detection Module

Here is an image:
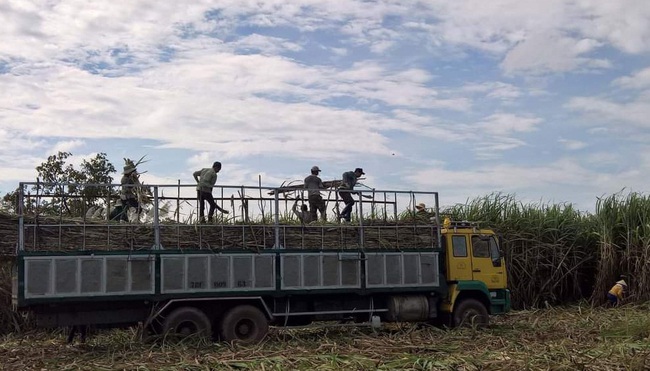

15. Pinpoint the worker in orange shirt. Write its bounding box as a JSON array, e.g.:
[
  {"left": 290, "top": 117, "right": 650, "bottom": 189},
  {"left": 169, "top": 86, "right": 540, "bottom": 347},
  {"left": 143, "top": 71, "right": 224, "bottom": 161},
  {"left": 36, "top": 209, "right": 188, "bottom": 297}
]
[{"left": 607, "top": 279, "right": 627, "bottom": 306}]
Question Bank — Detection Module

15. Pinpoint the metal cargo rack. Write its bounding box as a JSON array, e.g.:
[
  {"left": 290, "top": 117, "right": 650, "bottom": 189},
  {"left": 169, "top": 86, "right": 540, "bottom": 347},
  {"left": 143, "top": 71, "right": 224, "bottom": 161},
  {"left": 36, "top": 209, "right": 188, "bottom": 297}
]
[{"left": 15, "top": 182, "right": 443, "bottom": 253}]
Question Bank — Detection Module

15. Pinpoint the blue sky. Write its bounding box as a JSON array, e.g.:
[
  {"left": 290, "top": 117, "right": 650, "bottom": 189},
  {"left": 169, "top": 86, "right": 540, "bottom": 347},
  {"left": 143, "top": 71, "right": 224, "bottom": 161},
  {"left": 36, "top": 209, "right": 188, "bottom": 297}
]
[{"left": 1, "top": 0, "right": 649, "bottom": 212}]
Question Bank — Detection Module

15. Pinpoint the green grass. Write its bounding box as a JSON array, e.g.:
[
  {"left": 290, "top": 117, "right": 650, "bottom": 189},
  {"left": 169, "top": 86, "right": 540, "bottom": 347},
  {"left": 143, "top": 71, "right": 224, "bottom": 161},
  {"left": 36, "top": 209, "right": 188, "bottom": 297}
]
[{"left": 0, "top": 304, "right": 648, "bottom": 370}]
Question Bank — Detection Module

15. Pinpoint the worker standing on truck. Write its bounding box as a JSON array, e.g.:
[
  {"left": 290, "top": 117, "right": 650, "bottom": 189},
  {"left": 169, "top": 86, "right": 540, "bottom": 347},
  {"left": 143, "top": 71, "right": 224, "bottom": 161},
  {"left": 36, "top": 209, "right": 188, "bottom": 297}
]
[
  {"left": 607, "top": 278, "right": 627, "bottom": 306},
  {"left": 415, "top": 203, "right": 436, "bottom": 222},
  {"left": 193, "top": 161, "right": 229, "bottom": 223},
  {"left": 292, "top": 200, "right": 313, "bottom": 224},
  {"left": 119, "top": 161, "right": 141, "bottom": 222},
  {"left": 338, "top": 167, "right": 365, "bottom": 223},
  {"left": 304, "top": 166, "right": 327, "bottom": 222}
]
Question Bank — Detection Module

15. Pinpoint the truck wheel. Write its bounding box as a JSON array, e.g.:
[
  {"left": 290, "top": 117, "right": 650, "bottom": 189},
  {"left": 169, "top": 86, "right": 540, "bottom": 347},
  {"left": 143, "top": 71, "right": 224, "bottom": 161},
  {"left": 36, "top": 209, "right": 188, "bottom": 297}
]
[
  {"left": 453, "top": 298, "right": 489, "bottom": 327},
  {"left": 219, "top": 305, "right": 269, "bottom": 344},
  {"left": 163, "top": 306, "right": 212, "bottom": 338}
]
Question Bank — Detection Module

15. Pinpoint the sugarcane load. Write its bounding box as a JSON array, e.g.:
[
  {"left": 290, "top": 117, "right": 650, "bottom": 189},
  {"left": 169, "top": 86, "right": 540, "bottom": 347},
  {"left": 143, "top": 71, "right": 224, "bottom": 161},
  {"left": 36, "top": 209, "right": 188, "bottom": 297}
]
[{"left": 9, "top": 161, "right": 510, "bottom": 344}]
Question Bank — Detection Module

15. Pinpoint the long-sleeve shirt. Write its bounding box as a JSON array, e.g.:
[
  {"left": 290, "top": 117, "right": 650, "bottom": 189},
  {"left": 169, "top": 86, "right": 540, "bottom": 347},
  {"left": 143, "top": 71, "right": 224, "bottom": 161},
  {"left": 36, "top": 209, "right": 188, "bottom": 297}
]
[
  {"left": 292, "top": 204, "right": 313, "bottom": 223},
  {"left": 120, "top": 174, "right": 140, "bottom": 200},
  {"left": 339, "top": 171, "right": 357, "bottom": 190},
  {"left": 193, "top": 168, "right": 218, "bottom": 193},
  {"left": 608, "top": 281, "right": 626, "bottom": 299},
  {"left": 304, "top": 174, "right": 325, "bottom": 197}
]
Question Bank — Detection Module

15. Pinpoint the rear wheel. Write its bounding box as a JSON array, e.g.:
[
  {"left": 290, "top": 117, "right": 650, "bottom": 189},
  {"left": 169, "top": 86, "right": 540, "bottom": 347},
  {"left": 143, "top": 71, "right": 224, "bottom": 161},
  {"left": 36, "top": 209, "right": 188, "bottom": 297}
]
[
  {"left": 219, "top": 305, "right": 269, "bottom": 344},
  {"left": 163, "top": 306, "right": 212, "bottom": 339},
  {"left": 453, "top": 298, "right": 489, "bottom": 327}
]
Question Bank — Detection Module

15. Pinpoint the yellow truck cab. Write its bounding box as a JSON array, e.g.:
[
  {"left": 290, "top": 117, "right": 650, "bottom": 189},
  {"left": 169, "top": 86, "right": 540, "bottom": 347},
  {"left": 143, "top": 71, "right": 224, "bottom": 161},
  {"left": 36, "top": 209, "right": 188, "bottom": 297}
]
[{"left": 440, "top": 218, "right": 510, "bottom": 326}]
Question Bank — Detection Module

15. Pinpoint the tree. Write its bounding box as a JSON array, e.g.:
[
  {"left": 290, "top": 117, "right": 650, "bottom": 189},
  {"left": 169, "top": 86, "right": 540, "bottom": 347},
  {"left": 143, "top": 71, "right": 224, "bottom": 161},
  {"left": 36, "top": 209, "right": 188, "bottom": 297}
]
[
  {"left": 78, "top": 152, "right": 116, "bottom": 210},
  {"left": 2, "top": 152, "right": 116, "bottom": 216}
]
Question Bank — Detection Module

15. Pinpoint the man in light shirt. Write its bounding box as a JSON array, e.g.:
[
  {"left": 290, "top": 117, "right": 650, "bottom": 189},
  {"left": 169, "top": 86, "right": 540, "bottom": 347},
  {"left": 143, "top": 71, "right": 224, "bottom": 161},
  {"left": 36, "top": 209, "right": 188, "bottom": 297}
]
[{"left": 193, "top": 161, "right": 229, "bottom": 223}]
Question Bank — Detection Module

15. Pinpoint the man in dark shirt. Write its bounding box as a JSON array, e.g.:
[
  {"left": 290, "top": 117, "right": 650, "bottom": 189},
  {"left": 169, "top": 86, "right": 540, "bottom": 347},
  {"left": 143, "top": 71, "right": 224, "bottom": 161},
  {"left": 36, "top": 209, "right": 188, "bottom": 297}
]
[
  {"left": 304, "top": 166, "right": 327, "bottom": 221},
  {"left": 118, "top": 163, "right": 141, "bottom": 222},
  {"left": 338, "top": 167, "right": 365, "bottom": 222}
]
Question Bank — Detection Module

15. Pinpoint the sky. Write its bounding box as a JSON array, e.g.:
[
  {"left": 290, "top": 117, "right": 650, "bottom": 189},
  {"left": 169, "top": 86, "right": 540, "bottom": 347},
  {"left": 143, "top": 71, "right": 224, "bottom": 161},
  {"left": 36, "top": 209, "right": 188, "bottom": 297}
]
[{"left": 1, "top": 0, "right": 650, "bottom": 213}]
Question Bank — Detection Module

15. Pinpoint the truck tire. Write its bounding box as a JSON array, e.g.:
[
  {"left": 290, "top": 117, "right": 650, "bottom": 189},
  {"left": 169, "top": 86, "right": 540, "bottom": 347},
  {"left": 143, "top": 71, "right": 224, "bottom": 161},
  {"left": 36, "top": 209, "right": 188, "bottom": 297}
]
[
  {"left": 453, "top": 298, "right": 489, "bottom": 327},
  {"left": 163, "top": 306, "right": 212, "bottom": 338},
  {"left": 219, "top": 305, "right": 269, "bottom": 344}
]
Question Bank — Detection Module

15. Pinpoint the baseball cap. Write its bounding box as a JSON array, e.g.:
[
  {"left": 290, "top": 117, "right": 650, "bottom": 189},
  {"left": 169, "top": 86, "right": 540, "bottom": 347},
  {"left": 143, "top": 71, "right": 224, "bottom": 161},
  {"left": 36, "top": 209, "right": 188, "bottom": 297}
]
[
  {"left": 354, "top": 167, "right": 365, "bottom": 175},
  {"left": 311, "top": 166, "right": 321, "bottom": 172}
]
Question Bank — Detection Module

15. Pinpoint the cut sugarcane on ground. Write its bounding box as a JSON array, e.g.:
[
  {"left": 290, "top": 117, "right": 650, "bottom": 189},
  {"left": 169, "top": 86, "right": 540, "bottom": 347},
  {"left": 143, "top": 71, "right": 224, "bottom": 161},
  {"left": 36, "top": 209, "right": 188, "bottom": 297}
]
[{"left": 0, "top": 304, "right": 648, "bottom": 370}]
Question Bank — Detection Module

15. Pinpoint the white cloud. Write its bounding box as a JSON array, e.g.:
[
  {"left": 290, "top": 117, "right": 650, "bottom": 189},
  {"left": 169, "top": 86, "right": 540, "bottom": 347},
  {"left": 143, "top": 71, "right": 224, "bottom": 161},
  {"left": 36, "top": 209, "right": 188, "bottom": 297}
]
[
  {"left": 407, "top": 159, "right": 590, "bottom": 190},
  {"left": 404, "top": 156, "right": 650, "bottom": 211},
  {"left": 1, "top": 0, "right": 649, "bottom": 213},
  {"left": 462, "top": 82, "right": 521, "bottom": 100},
  {"left": 50, "top": 139, "right": 85, "bottom": 154},
  {"left": 1, "top": 0, "right": 647, "bottom": 78},
  {"left": 473, "top": 138, "right": 528, "bottom": 160},
  {"left": 585, "top": 152, "right": 621, "bottom": 166},
  {"left": 558, "top": 138, "right": 587, "bottom": 151},
  {"left": 567, "top": 94, "right": 650, "bottom": 129},
  {"left": 613, "top": 66, "right": 650, "bottom": 90},
  {"left": 575, "top": 1, "right": 650, "bottom": 54},
  {"left": 329, "top": 47, "right": 348, "bottom": 56},
  {"left": 232, "top": 34, "right": 303, "bottom": 55},
  {"left": 474, "top": 113, "right": 542, "bottom": 136},
  {"left": 419, "top": 1, "right": 648, "bottom": 74},
  {"left": 501, "top": 33, "right": 606, "bottom": 74},
  {"left": 0, "top": 49, "right": 473, "bottom": 167}
]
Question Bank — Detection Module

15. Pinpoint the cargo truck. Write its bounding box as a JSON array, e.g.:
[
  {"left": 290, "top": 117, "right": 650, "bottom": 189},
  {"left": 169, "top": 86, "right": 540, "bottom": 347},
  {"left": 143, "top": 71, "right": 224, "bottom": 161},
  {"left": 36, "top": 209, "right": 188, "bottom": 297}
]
[{"left": 12, "top": 181, "right": 510, "bottom": 343}]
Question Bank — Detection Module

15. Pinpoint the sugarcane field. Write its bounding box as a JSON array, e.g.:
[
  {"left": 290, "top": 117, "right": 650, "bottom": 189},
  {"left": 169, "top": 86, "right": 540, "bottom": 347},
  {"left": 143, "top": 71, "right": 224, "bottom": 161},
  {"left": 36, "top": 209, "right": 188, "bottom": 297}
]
[
  {"left": 1, "top": 180, "right": 649, "bottom": 370},
  {"left": 3, "top": 2, "right": 650, "bottom": 369}
]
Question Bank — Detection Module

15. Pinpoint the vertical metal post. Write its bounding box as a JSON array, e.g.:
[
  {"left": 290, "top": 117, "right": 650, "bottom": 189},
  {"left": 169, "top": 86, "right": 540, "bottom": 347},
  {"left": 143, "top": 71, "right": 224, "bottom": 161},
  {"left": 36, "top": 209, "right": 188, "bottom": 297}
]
[
  {"left": 153, "top": 185, "right": 161, "bottom": 250},
  {"left": 176, "top": 180, "right": 180, "bottom": 224},
  {"left": 434, "top": 192, "right": 441, "bottom": 249},
  {"left": 82, "top": 184, "right": 86, "bottom": 251},
  {"left": 176, "top": 180, "right": 181, "bottom": 249},
  {"left": 274, "top": 190, "right": 280, "bottom": 249},
  {"left": 394, "top": 192, "right": 399, "bottom": 249},
  {"left": 241, "top": 186, "right": 246, "bottom": 248},
  {"left": 106, "top": 186, "right": 110, "bottom": 221},
  {"left": 358, "top": 192, "right": 364, "bottom": 248},
  {"left": 17, "top": 183, "right": 24, "bottom": 253},
  {"left": 393, "top": 192, "right": 398, "bottom": 219},
  {"left": 106, "top": 187, "right": 111, "bottom": 249}
]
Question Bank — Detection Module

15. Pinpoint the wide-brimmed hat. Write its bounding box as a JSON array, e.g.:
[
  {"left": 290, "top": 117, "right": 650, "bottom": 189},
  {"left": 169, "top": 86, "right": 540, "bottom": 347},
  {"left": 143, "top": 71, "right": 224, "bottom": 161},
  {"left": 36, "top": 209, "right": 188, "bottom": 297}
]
[
  {"left": 123, "top": 165, "right": 137, "bottom": 175},
  {"left": 416, "top": 203, "right": 426, "bottom": 210}
]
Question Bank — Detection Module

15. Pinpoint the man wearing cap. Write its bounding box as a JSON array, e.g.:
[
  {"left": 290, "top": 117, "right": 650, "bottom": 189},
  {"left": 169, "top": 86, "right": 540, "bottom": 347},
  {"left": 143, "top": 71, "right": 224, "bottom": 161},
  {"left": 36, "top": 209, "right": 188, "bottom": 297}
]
[
  {"left": 304, "top": 166, "right": 327, "bottom": 222},
  {"left": 193, "top": 161, "right": 229, "bottom": 223},
  {"left": 119, "top": 162, "right": 141, "bottom": 222},
  {"left": 415, "top": 202, "right": 435, "bottom": 222},
  {"left": 607, "top": 278, "right": 627, "bottom": 306},
  {"left": 338, "top": 167, "right": 365, "bottom": 223}
]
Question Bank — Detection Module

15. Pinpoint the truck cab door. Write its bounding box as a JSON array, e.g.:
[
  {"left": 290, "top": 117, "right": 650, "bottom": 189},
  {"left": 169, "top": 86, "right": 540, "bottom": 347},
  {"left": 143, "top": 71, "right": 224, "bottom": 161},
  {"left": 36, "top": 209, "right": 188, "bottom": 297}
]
[
  {"left": 470, "top": 235, "right": 506, "bottom": 289},
  {"left": 446, "top": 234, "right": 473, "bottom": 281}
]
